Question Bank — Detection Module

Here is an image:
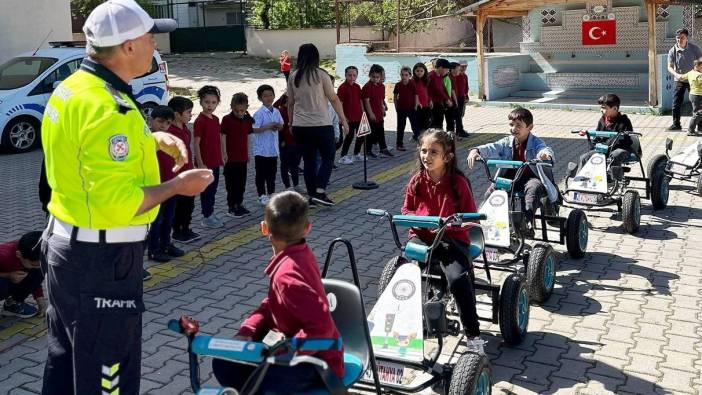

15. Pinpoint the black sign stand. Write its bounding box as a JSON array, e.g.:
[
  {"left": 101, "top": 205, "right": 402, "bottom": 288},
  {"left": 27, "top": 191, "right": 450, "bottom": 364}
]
[{"left": 352, "top": 135, "right": 378, "bottom": 190}]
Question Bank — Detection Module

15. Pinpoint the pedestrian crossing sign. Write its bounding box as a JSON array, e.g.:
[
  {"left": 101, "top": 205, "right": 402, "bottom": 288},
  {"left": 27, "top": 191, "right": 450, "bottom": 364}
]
[{"left": 357, "top": 112, "right": 371, "bottom": 137}]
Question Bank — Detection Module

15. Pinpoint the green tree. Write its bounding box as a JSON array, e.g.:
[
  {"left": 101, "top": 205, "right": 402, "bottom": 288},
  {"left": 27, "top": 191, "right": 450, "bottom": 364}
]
[{"left": 71, "top": 0, "right": 154, "bottom": 17}]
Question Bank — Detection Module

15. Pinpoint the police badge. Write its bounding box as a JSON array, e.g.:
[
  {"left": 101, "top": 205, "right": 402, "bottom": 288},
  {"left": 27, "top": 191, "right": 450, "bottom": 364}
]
[{"left": 109, "top": 134, "right": 129, "bottom": 161}]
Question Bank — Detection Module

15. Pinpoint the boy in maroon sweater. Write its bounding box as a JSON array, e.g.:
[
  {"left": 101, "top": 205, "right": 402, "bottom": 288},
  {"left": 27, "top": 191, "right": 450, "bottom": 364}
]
[
  {"left": 428, "top": 58, "right": 453, "bottom": 129},
  {"left": 337, "top": 66, "right": 364, "bottom": 164},
  {"left": 362, "top": 64, "right": 393, "bottom": 158},
  {"left": 221, "top": 92, "right": 254, "bottom": 218},
  {"left": 449, "top": 62, "right": 469, "bottom": 138},
  {"left": 0, "top": 231, "right": 45, "bottom": 318},
  {"left": 212, "top": 191, "right": 344, "bottom": 392}
]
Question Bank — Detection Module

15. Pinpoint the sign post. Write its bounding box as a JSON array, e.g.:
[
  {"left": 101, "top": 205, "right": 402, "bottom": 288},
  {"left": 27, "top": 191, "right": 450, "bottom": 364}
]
[{"left": 352, "top": 113, "right": 379, "bottom": 190}]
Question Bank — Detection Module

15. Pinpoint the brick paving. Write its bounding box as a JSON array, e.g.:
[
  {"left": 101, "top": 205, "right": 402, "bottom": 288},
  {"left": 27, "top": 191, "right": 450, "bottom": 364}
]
[{"left": 0, "top": 55, "right": 700, "bottom": 394}]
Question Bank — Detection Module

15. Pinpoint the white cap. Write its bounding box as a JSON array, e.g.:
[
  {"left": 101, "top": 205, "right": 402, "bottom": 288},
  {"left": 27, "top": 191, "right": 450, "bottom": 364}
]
[{"left": 83, "top": 0, "right": 177, "bottom": 47}]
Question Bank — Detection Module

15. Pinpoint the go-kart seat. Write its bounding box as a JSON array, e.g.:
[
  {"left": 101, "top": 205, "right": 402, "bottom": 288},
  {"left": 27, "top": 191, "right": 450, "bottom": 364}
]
[
  {"left": 623, "top": 135, "right": 642, "bottom": 163},
  {"left": 321, "top": 279, "right": 371, "bottom": 386},
  {"left": 468, "top": 225, "right": 485, "bottom": 260}
]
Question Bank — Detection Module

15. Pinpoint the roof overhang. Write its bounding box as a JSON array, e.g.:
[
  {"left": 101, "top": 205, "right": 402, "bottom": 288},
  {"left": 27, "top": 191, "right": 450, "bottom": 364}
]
[{"left": 457, "top": 0, "right": 697, "bottom": 17}]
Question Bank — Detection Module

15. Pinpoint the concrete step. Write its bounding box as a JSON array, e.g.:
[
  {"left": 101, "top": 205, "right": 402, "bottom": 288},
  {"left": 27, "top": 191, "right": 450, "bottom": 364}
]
[
  {"left": 520, "top": 72, "right": 648, "bottom": 92},
  {"left": 511, "top": 89, "right": 648, "bottom": 101}
]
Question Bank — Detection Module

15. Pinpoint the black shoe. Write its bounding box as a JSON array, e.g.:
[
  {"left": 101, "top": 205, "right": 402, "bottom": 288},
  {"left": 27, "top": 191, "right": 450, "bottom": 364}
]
[
  {"left": 458, "top": 131, "right": 470, "bottom": 138},
  {"left": 174, "top": 229, "right": 201, "bottom": 243},
  {"left": 367, "top": 151, "right": 378, "bottom": 159},
  {"left": 668, "top": 123, "right": 682, "bottom": 131},
  {"left": 311, "top": 193, "right": 335, "bottom": 206},
  {"left": 143, "top": 269, "right": 153, "bottom": 281},
  {"left": 380, "top": 149, "right": 394, "bottom": 157},
  {"left": 687, "top": 130, "right": 698, "bottom": 136},
  {"left": 166, "top": 244, "right": 185, "bottom": 257},
  {"left": 148, "top": 252, "right": 171, "bottom": 262},
  {"left": 228, "top": 205, "right": 250, "bottom": 217},
  {"left": 332, "top": 164, "right": 338, "bottom": 170}
]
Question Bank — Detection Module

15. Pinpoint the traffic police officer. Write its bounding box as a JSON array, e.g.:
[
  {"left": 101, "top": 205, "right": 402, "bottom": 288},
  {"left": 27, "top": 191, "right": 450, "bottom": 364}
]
[{"left": 40, "top": 1, "right": 213, "bottom": 394}]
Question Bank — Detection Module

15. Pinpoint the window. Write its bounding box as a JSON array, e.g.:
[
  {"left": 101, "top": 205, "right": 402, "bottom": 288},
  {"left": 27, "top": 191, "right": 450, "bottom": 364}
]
[
  {"left": 29, "top": 58, "right": 82, "bottom": 96},
  {"left": 136, "top": 57, "right": 160, "bottom": 78},
  {"left": 226, "top": 11, "right": 242, "bottom": 25},
  {"left": 0, "top": 57, "right": 57, "bottom": 90}
]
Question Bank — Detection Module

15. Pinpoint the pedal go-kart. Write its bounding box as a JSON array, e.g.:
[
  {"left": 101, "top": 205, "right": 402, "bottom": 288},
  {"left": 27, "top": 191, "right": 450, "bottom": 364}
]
[
  {"left": 652, "top": 137, "right": 702, "bottom": 195},
  {"left": 562, "top": 129, "right": 669, "bottom": 234},
  {"left": 473, "top": 157, "right": 588, "bottom": 303},
  {"left": 364, "top": 209, "right": 526, "bottom": 393},
  {"left": 168, "top": 239, "right": 385, "bottom": 395}
]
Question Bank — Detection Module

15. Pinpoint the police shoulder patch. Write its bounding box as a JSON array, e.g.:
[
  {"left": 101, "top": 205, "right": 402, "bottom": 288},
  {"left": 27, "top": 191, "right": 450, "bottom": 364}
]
[{"left": 108, "top": 134, "right": 129, "bottom": 161}]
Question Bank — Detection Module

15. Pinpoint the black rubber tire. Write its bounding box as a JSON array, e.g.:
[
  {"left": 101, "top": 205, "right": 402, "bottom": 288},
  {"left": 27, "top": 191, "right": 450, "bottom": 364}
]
[
  {"left": 622, "top": 190, "right": 641, "bottom": 234},
  {"left": 499, "top": 274, "right": 529, "bottom": 345},
  {"left": 565, "top": 209, "right": 588, "bottom": 259},
  {"left": 1, "top": 116, "right": 40, "bottom": 153},
  {"left": 377, "top": 256, "right": 407, "bottom": 299},
  {"left": 697, "top": 173, "right": 702, "bottom": 196},
  {"left": 526, "top": 243, "right": 557, "bottom": 303},
  {"left": 447, "top": 352, "right": 492, "bottom": 395},
  {"left": 647, "top": 154, "right": 669, "bottom": 210}
]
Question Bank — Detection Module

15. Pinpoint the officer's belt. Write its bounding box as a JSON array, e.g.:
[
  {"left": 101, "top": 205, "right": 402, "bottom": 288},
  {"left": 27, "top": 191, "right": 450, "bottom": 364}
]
[{"left": 48, "top": 216, "right": 149, "bottom": 243}]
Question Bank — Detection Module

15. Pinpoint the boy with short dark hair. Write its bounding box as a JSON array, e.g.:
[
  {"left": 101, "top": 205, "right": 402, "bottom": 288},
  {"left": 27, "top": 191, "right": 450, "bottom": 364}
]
[
  {"left": 467, "top": 108, "right": 555, "bottom": 235},
  {"left": 252, "top": 84, "right": 284, "bottom": 206},
  {"left": 211, "top": 191, "right": 344, "bottom": 392},
  {"left": 221, "top": 92, "right": 254, "bottom": 217},
  {"left": 428, "top": 58, "right": 454, "bottom": 129},
  {"left": 147, "top": 105, "right": 185, "bottom": 268},
  {"left": 362, "top": 64, "right": 393, "bottom": 158},
  {"left": 169, "top": 96, "right": 201, "bottom": 243},
  {"left": 577, "top": 94, "right": 635, "bottom": 179},
  {"left": 0, "top": 231, "right": 45, "bottom": 318}
]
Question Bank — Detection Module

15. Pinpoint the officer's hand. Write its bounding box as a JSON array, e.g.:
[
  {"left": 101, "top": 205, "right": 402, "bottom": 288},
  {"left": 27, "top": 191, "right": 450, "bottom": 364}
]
[
  {"left": 153, "top": 132, "right": 188, "bottom": 172},
  {"left": 176, "top": 169, "right": 214, "bottom": 196},
  {"left": 9, "top": 271, "right": 27, "bottom": 284},
  {"left": 36, "top": 297, "right": 48, "bottom": 317}
]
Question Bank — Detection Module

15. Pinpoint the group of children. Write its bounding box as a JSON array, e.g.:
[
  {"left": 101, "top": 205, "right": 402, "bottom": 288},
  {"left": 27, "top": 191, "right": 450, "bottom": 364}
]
[{"left": 211, "top": 93, "right": 641, "bottom": 392}]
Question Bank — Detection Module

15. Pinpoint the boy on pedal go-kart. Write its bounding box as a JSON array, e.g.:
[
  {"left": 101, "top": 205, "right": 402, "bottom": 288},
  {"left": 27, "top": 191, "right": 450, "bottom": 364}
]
[
  {"left": 467, "top": 108, "right": 556, "bottom": 237},
  {"left": 402, "top": 129, "right": 485, "bottom": 353},
  {"left": 576, "top": 94, "right": 635, "bottom": 181},
  {"left": 212, "top": 191, "right": 344, "bottom": 392}
]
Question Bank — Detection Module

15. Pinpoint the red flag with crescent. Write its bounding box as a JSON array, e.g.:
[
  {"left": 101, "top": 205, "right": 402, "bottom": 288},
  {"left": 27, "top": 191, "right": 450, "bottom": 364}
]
[{"left": 582, "top": 20, "right": 616, "bottom": 45}]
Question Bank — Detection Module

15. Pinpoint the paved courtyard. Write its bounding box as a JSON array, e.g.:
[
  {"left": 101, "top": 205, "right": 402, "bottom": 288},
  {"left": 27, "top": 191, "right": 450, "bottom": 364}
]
[{"left": 0, "top": 55, "right": 701, "bottom": 394}]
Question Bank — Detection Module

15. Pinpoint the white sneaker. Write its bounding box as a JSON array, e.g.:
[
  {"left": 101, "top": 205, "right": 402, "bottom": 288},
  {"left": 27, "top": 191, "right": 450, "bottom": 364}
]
[
  {"left": 354, "top": 154, "right": 365, "bottom": 161},
  {"left": 338, "top": 155, "right": 354, "bottom": 165},
  {"left": 466, "top": 336, "right": 486, "bottom": 355},
  {"left": 259, "top": 195, "right": 269, "bottom": 205},
  {"left": 201, "top": 216, "right": 223, "bottom": 228}
]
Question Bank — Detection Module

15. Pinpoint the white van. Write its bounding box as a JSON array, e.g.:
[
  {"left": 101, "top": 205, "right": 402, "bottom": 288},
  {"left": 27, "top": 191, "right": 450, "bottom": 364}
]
[{"left": 0, "top": 42, "right": 169, "bottom": 153}]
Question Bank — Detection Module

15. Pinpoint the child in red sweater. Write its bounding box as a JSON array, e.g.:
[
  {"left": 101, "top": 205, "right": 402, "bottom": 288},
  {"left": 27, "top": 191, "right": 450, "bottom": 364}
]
[
  {"left": 170, "top": 97, "right": 201, "bottom": 243},
  {"left": 274, "top": 93, "right": 302, "bottom": 191},
  {"left": 212, "top": 191, "right": 344, "bottom": 392},
  {"left": 448, "top": 62, "right": 469, "bottom": 138},
  {"left": 279, "top": 50, "right": 291, "bottom": 82},
  {"left": 221, "top": 92, "right": 254, "bottom": 218},
  {"left": 0, "top": 231, "right": 44, "bottom": 318},
  {"left": 401, "top": 129, "right": 484, "bottom": 354},
  {"left": 337, "top": 66, "right": 364, "bottom": 164},
  {"left": 194, "top": 85, "right": 224, "bottom": 228},
  {"left": 412, "top": 62, "right": 431, "bottom": 136},
  {"left": 428, "top": 58, "right": 453, "bottom": 129},
  {"left": 362, "top": 64, "right": 393, "bottom": 158},
  {"left": 394, "top": 66, "right": 419, "bottom": 151}
]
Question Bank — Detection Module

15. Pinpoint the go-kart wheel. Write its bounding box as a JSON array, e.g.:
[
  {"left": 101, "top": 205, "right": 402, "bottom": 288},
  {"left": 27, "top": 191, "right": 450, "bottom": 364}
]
[
  {"left": 499, "top": 274, "right": 529, "bottom": 345},
  {"left": 697, "top": 173, "right": 702, "bottom": 196},
  {"left": 526, "top": 243, "right": 557, "bottom": 303},
  {"left": 622, "top": 190, "right": 641, "bottom": 234},
  {"left": 447, "top": 352, "right": 491, "bottom": 395},
  {"left": 377, "top": 256, "right": 407, "bottom": 298},
  {"left": 565, "top": 209, "right": 588, "bottom": 259},
  {"left": 647, "top": 154, "right": 669, "bottom": 210}
]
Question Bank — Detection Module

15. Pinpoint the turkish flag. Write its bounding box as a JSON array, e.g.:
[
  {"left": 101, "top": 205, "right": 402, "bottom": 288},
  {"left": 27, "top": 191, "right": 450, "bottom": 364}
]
[{"left": 582, "top": 20, "right": 616, "bottom": 45}]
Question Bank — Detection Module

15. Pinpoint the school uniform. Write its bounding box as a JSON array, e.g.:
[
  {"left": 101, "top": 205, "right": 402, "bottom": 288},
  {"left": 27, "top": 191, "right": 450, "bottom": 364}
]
[
  {"left": 337, "top": 81, "right": 363, "bottom": 157},
  {"left": 194, "top": 113, "right": 223, "bottom": 218},
  {"left": 221, "top": 112, "right": 254, "bottom": 211},
  {"left": 394, "top": 80, "right": 419, "bottom": 146},
  {"left": 361, "top": 80, "right": 388, "bottom": 151},
  {"left": 252, "top": 105, "right": 283, "bottom": 197}
]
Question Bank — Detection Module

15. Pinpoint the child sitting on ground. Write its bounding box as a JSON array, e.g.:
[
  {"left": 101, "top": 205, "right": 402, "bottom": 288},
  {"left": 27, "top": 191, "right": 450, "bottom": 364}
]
[
  {"left": 212, "top": 191, "right": 344, "bottom": 392},
  {"left": 576, "top": 94, "right": 635, "bottom": 181},
  {"left": 0, "top": 231, "right": 45, "bottom": 318},
  {"left": 467, "top": 108, "right": 555, "bottom": 235},
  {"left": 402, "top": 129, "right": 484, "bottom": 353}
]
